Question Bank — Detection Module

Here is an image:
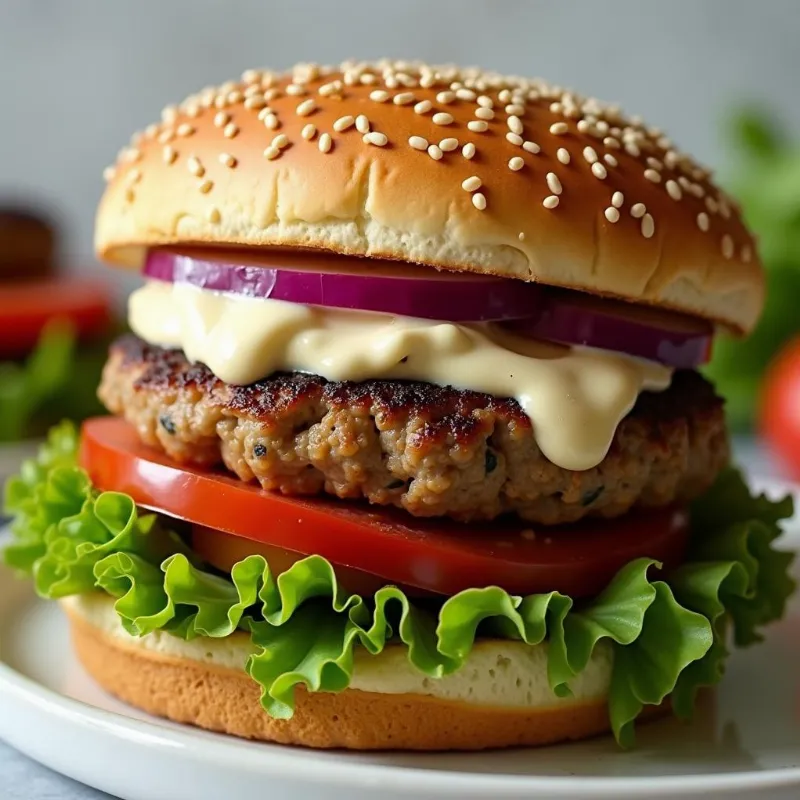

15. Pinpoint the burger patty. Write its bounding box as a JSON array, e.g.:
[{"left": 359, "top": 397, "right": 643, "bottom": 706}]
[{"left": 99, "top": 335, "right": 729, "bottom": 525}]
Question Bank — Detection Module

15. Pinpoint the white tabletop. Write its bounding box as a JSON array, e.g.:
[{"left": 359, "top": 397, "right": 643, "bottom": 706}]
[{"left": 0, "top": 437, "right": 789, "bottom": 800}]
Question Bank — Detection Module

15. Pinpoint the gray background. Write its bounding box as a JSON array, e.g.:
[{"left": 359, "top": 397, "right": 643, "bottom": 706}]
[
  {"left": 1, "top": 2, "right": 800, "bottom": 798},
  {"left": 1, "top": 0, "right": 800, "bottom": 293}
]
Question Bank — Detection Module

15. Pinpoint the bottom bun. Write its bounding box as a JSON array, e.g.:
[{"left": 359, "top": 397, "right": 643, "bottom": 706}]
[{"left": 63, "top": 594, "right": 668, "bottom": 750}]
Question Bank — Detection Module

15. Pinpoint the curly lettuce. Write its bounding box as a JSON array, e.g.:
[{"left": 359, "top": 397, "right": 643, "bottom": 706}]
[{"left": 3, "top": 423, "right": 795, "bottom": 747}]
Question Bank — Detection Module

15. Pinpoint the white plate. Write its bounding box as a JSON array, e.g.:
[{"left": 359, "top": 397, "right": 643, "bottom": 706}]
[{"left": 1, "top": 480, "right": 800, "bottom": 800}]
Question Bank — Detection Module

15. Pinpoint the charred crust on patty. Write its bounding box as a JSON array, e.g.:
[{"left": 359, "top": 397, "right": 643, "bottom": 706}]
[{"left": 101, "top": 335, "right": 729, "bottom": 525}]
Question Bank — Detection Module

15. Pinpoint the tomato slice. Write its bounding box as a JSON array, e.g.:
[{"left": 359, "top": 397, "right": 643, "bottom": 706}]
[
  {"left": 79, "top": 417, "right": 691, "bottom": 598},
  {"left": 0, "top": 278, "right": 112, "bottom": 358}
]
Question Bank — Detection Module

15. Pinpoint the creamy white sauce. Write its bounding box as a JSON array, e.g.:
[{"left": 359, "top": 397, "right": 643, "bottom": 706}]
[{"left": 128, "top": 281, "right": 672, "bottom": 471}]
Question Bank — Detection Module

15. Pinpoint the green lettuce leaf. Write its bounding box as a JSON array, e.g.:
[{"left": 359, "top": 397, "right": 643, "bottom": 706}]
[{"left": 3, "top": 423, "right": 795, "bottom": 747}]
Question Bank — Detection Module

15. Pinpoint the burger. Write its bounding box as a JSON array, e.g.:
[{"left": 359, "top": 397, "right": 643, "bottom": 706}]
[
  {"left": 3, "top": 60, "right": 795, "bottom": 751},
  {"left": 0, "top": 205, "right": 111, "bottom": 454}
]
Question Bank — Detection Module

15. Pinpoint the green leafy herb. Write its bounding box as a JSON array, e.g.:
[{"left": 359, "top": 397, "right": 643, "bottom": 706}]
[{"left": 3, "top": 424, "right": 795, "bottom": 747}]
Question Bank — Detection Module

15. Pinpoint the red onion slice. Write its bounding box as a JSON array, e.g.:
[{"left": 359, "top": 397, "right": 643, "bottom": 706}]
[
  {"left": 143, "top": 250, "right": 544, "bottom": 322},
  {"left": 143, "top": 250, "right": 713, "bottom": 367},
  {"left": 502, "top": 291, "right": 713, "bottom": 367}
]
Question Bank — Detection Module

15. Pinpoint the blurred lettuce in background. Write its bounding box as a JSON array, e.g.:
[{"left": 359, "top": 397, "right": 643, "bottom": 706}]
[
  {"left": 704, "top": 108, "right": 800, "bottom": 430},
  {"left": 0, "top": 322, "right": 106, "bottom": 443}
]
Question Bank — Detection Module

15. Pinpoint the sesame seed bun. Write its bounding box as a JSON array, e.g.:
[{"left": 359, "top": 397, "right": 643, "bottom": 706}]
[
  {"left": 62, "top": 593, "right": 669, "bottom": 750},
  {"left": 95, "top": 60, "right": 763, "bottom": 334}
]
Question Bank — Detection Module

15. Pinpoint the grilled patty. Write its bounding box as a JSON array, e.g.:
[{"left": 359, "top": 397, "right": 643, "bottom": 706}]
[{"left": 99, "top": 335, "right": 729, "bottom": 525}]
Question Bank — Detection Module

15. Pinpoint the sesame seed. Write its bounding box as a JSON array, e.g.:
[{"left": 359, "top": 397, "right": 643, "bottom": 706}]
[
  {"left": 505, "top": 104, "right": 525, "bottom": 116},
  {"left": 462, "top": 176, "right": 482, "bottom": 192},
  {"left": 475, "top": 107, "right": 495, "bottom": 121},
  {"left": 546, "top": 173, "right": 562, "bottom": 195},
  {"left": 522, "top": 141, "right": 540, "bottom": 154},
  {"left": 506, "top": 115, "right": 523, "bottom": 135},
  {"left": 223, "top": 123, "right": 239, "bottom": 139},
  {"left": 177, "top": 123, "right": 195, "bottom": 137},
  {"left": 103, "top": 166, "right": 116, "bottom": 181},
  {"left": 625, "top": 142, "right": 641, "bottom": 157},
  {"left": 583, "top": 146, "right": 598, "bottom": 164},
  {"left": 295, "top": 98, "right": 316, "bottom": 117},
  {"left": 187, "top": 156, "right": 205, "bottom": 177},
  {"left": 603, "top": 153, "right": 618, "bottom": 168},
  {"left": 550, "top": 101, "right": 563, "bottom": 114},
  {"left": 427, "top": 144, "right": 443, "bottom": 160},
  {"left": 214, "top": 111, "right": 230, "bottom": 128},
  {"left": 647, "top": 156, "right": 664, "bottom": 170},
  {"left": 270, "top": 134, "right": 288, "bottom": 150},
  {"left": 355, "top": 115, "right": 370, "bottom": 134},
  {"left": 644, "top": 168, "right": 661, "bottom": 183},
  {"left": 462, "top": 142, "right": 476, "bottom": 159},
  {"left": 719, "top": 199, "right": 732, "bottom": 219},
  {"left": 244, "top": 95, "right": 266, "bottom": 110},
  {"left": 506, "top": 132, "right": 523, "bottom": 146},
  {"left": 705, "top": 196, "right": 719, "bottom": 214},
  {"left": 543, "top": 195, "right": 560, "bottom": 209},
  {"left": 302, "top": 123, "right": 317, "bottom": 140},
  {"left": 363, "top": 131, "right": 388, "bottom": 147},
  {"left": 333, "top": 115, "right": 355, "bottom": 132},
  {"left": 125, "top": 168, "right": 142, "bottom": 185},
  {"left": 641, "top": 213, "right": 655, "bottom": 239},
  {"left": 394, "top": 91, "right": 415, "bottom": 105},
  {"left": 456, "top": 88, "right": 476, "bottom": 101},
  {"left": 631, "top": 203, "right": 646, "bottom": 218},
  {"left": 162, "top": 146, "right": 177, "bottom": 165},
  {"left": 158, "top": 130, "right": 175, "bottom": 144},
  {"left": 742, "top": 245, "right": 752, "bottom": 263},
  {"left": 468, "top": 120, "right": 489, "bottom": 132},
  {"left": 722, "top": 234, "right": 734, "bottom": 259},
  {"left": 697, "top": 212, "right": 710, "bottom": 232},
  {"left": 549, "top": 122, "right": 569, "bottom": 135},
  {"left": 318, "top": 133, "right": 332, "bottom": 153},
  {"left": 603, "top": 136, "right": 621, "bottom": 149},
  {"left": 436, "top": 90, "right": 455, "bottom": 104},
  {"left": 477, "top": 95, "right": 493, "bottom": 108},
  {"left": 207, "top": 207, "right": 221, "bottom": 224},
  {"left": 472, "top": 192, "right": 487, "bottom": 210},
  {"left": 666, "top": 179, "right": 682, "bottom": 200},
  {"left": 591, "top": 162, "right": 608, "bottom": 179},
  {"left": 509, "top": 156, "right": 524, "bottom": 172},
  {"left": 219, "top": 152, "right": 237, "bottom": 168},
  {"left": 433, "top": 112, "right": 454, "bottom": 126},
  {"left": 318, "top": 80, "right": 342, "bottom": 97},
  {"left": 360, "top": 73, "right": 377, "bottom": 85},
  {"left": 414, "top": 100, "right": 433, "bottom": 114},
  {"left": 612, "top": 191, "right": 624, "bottom": 208},
  {"left": 263, "top": 113, "right": 279, "bottom": 130},
  {"left": 286, "top": 83, "right": 307, "bottom": 96},
  {"left": 369, "top": 89, "right": 390, "bottom": 102},
  {"left": 557, "top": 148, "right": 571, "bottom": 165},
  {"left": 161, "top": 105, "right": 178, "bottom": 123},
  {"left": 605, "top": 207, "right": 620, "bottom": 223},
  {"left": 264, "top": 146, "right": 280, "bottom": 160},
  {"left": 198, "top": 179, "right": 213, "bottom": 194},
  {"left": 439, "top": 137, "right": 458, "bottom": 152},
  {"left": 409, "top": 136, "right": 428, "bottom": 151}
]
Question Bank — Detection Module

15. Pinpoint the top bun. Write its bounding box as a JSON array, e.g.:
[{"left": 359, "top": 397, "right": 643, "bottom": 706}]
[{"left": 96, "top": 60, "right": 763, "bottom": 334}]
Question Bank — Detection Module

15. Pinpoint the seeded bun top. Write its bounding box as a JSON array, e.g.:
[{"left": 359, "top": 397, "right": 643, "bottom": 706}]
[{"left": 96, "top": 60, "right": 763, "bottom": 333}]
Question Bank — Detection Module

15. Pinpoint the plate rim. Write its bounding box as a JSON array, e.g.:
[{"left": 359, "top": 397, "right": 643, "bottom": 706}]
[{"left": 1, "top": 474, "right": 800, "bottom": 799}]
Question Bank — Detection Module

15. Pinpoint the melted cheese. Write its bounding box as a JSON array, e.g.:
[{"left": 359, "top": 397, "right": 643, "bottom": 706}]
[{"left": 129, "top": 281, "right": 672, "bottom": 471}]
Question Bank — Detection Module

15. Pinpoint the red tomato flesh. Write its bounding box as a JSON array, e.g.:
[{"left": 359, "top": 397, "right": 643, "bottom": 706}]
[
  {"left": 79, "top": 417, "right": 690, "bottom": 598},
  {"left": 760, "top": 337, "right": 800, "bottom": 480},
  {"left": 0, "top": 278, "right": 112, "bottom": 358}
]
